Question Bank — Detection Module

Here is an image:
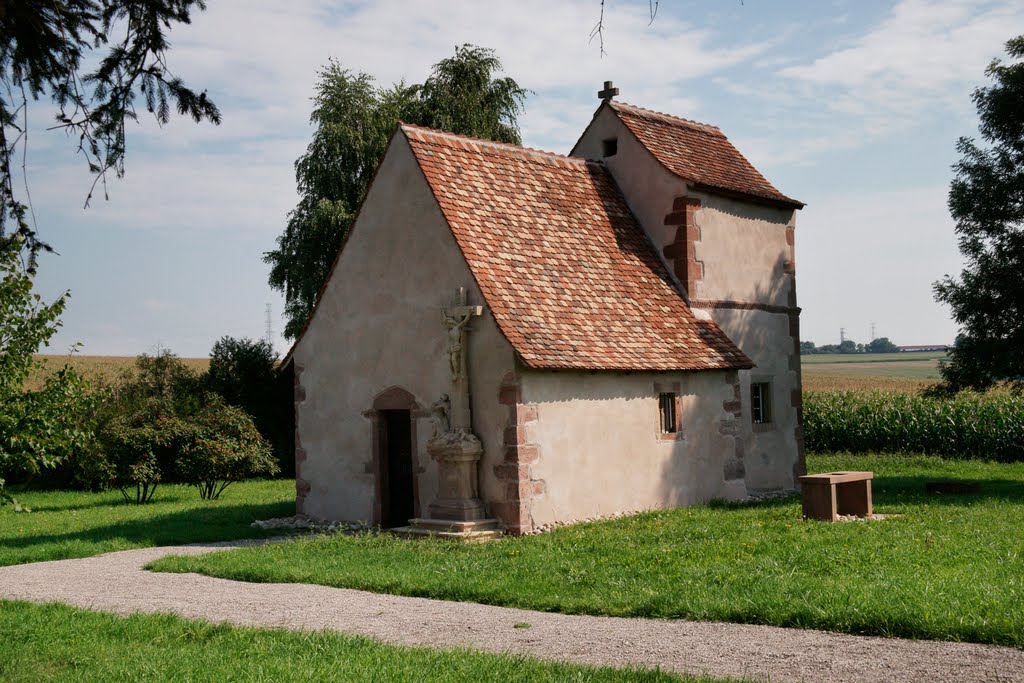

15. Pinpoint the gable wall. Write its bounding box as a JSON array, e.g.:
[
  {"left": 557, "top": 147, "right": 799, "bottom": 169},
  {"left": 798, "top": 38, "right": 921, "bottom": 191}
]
[
  {"left": 572, "top": 107, "right": 688, "bottom": 283},
  {"left": 573, "top": 107, "right": 804, "bottom": 493},
  {"left": 292, "top": 133, "right": 517, "bottom": 523}
]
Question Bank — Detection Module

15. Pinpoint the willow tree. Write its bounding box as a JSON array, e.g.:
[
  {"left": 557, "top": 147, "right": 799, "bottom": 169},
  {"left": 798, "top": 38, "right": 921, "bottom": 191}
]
[
  {"left": 265, "top": 45, "right": 528, "bottom": 339},
  {"left": 934, "top": 35, "right": 1024, "bottom": 392}
]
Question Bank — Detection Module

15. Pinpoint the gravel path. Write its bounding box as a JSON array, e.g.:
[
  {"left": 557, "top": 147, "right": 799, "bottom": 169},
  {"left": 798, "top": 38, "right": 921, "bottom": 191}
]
[{"left": 1, "top": 541, "right": 1022, "bottom": 682}]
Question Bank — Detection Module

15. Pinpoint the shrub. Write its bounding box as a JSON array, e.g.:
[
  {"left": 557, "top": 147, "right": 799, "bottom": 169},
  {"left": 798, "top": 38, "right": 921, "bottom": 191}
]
[
  {"left": 204, "top": 336, "right": 294, "bottom": 477},
  {"left": 96, "top": 399, "right": 192, "bottom": 503},
  {"left": 0, "top": 234, "right": 99, "bottom": 507},
  {"left": 804, "top": 389, "right": 1024, "bottom": 461},
  {"left": 176, "top": 401, "right": 279, "bottom": 499},
  {"left": 111, "top": 348, "right": 205, "bottom": 415},
  {"left": 1, "top": 367, "right": 103, "bottom": 483}
]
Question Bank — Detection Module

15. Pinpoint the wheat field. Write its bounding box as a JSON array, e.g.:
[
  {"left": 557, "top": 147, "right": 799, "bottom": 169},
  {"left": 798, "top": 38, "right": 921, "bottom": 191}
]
[{"left": 26, "top": 355, "right": 210, "bottom": 391}]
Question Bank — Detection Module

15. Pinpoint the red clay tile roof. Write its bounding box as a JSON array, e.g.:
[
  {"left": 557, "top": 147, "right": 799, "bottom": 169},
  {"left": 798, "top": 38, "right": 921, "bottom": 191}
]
[
  {"left": 401, "top": 124, "right": 752, "bottom": 372},
  {"left": 608, "top": 101, "right": 803, "bottom": 209}
]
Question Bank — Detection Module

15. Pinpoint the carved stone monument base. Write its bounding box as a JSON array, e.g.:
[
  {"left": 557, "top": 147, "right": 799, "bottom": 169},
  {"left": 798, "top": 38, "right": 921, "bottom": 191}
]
[
  {"left": 425, "top": 430, "right": 487, "bottom": 521},
  {"left": 390, "top": 430, "right": 502, "bottom": 541},
  {"left": 392, "top": 517, "right": 502, "bottom": 542}
]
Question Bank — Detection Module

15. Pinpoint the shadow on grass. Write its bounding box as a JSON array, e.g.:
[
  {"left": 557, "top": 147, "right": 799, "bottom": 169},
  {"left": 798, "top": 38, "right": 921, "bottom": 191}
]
[
  {"left": 704, "top": 472, "right": 1024, "bottom": 513},
  {"left": 871, "top": 474, "right": 1024, "bottom": 506},
  {"left": 0, "top": 501, "right": 295, "bottom": 550},
  {"left": 25, "top": 495, "right": 196, "bottom": 513}
]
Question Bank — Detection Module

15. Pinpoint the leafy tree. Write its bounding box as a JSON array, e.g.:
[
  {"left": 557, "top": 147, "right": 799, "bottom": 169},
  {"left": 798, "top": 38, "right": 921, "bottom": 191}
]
[
  {"left": 266, "top": 45, "right": 528, "bottom": 339},
  {"left": 1, "top": 1, "right": 219, "bottom": 504},
  {"left": 0, "top": 236, "right": 99, "bottom": 508},
  {"left": 866, "top": 337, "right": 900, "bottom": 353},
  {"left": 838, "top": 339, "right": 858, "bottom": 354},
  {"left": 1, "top": 0, "right": 220, "bottom": 252},
  {"left": 934, "top": 35, "right": 1024, "bottom": 392},
  {"left": 90, "top": 392, "right": 276, "bottom": 503},
  {"left": 205, "top": 336, "right": 293, "bottom": 476},
  {"left": 800, "top": 340, "right": 818, "bottom": 355},
  {"left": 117, "top": 348, "right": 204, "bottom": 413}
]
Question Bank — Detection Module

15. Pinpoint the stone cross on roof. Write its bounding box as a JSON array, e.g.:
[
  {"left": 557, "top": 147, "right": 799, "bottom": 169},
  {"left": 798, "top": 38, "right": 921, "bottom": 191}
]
[{"left": 598, "top": 80, "right": 619, "bottom": 101}]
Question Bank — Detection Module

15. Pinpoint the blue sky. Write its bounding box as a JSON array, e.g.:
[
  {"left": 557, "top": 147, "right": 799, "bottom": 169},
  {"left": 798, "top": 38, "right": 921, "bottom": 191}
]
[{"left": 24, "top": 0, "right": 1024, "bottom": 357}]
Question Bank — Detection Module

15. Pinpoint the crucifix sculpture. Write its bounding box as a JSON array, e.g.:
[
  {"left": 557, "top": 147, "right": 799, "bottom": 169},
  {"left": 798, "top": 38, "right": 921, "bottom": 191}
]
[
  {"left": 401, "top": 286, "right": 500, "bottom": 535},
  {"left": 442, "top": 286, "right": 482, "bottom": 432}
]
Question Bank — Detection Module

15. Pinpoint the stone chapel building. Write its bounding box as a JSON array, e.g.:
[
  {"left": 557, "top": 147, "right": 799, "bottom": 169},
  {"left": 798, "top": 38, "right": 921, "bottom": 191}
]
[{"left": 283, "top": 92, "right": 805, "bottom": 536}]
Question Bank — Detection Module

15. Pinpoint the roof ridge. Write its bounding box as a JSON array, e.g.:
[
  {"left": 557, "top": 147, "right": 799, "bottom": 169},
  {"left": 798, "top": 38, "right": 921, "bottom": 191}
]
[
  {"left": 400, "top": 122, "right": 597, "bottom": 168},
  {"left": 610, "top": 101, "right": 724, "bottom": 137}
]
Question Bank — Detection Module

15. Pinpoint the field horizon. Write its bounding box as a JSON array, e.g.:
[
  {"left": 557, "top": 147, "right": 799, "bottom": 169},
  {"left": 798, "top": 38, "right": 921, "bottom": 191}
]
[{"left": 27, "top": 354, "right": 210, "bottom": 391}]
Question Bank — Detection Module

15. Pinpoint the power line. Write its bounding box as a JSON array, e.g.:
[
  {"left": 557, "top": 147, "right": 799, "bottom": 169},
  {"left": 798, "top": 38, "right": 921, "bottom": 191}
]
[{"left": 264, "top": 303, "right": 274, "bottom": 348}]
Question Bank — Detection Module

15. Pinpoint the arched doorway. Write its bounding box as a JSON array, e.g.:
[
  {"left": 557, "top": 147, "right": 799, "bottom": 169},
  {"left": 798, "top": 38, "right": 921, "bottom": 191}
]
[{"left": 369, "top": 387, "right": 422, "bottom": 528}]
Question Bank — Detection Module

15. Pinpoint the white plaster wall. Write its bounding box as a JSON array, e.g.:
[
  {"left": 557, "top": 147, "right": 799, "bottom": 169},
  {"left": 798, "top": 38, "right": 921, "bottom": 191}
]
[
  {"left": 689, "top": 191, "right": 796, "bottom": 307},
  {"left": 574, "top": 108, "right": 804, "bottom": 495},
  {"left": 711, "top": 308, "right": 799, "bottom": 491},
  {"left": 520, "top": 370, "right": 743, "bottom": 527},
  {"left": 293, "top": 132, "right": 517, "bottom": 523}
]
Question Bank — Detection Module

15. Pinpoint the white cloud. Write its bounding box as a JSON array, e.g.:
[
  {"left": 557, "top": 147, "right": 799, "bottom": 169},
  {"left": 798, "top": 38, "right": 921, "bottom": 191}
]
[
  {"left": 30, "top": 149, "right": 298, "bottom": 235},
  {"left": 126, "top": 0, "right": 774, "bottom": 147},
  {"left": 781, "top": 0, "right": 1024, "bottom": 115},
  {"left": 707, "top": 0, "right": 1024, "bottom": 166}
]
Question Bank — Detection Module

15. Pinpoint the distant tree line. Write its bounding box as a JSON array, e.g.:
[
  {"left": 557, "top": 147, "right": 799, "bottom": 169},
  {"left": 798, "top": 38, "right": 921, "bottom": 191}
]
[{"left": 800, "top": 337, "right": 901, "bottom": 355}]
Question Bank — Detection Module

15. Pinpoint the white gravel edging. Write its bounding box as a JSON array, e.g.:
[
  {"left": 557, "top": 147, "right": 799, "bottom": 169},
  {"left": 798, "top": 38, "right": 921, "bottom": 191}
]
[{"left": 1, "top": 542, "right": 1022, "bottom": 683}]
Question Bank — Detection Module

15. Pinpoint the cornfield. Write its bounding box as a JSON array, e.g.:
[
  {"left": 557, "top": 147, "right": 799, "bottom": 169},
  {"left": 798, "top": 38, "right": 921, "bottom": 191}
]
[{"left": 804, "top": 390, "right": 1024, "bottom": 462}]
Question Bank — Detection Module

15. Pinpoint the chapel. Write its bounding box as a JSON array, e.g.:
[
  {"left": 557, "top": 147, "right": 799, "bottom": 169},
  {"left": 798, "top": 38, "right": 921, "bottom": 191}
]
[{"left": 283, "top": 85, "right": 805, "bottom": 536}]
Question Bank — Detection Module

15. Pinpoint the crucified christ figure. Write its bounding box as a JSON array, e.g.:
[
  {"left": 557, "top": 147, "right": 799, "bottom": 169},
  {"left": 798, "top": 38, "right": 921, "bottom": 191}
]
[{"left": 444, "top": 309, "right": 474, "bottom": 381}]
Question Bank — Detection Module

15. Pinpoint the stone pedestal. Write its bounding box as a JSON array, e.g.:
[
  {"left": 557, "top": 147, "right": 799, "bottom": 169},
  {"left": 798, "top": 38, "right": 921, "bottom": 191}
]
[
  {"left": 426, "top": 430, "right": 486, "bottom": 520},
  {"left": 392, "top": 430, "right": 501, "bottom": 541}
]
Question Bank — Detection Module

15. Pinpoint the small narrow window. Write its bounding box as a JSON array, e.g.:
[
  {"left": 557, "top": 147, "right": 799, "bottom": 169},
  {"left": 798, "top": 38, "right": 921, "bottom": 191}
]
[
  {"left": 602, "top": 137, "right": 618, "bottom": 157},
  {"left": 659, "top": 393, "right": 677, "bottom": 433},
  {"left": 751, "top": 382, "right": 772, "bottom": 425}
]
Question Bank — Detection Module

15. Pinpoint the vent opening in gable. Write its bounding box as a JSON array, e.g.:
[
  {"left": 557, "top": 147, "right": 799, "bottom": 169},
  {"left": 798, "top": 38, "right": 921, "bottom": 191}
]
[{"left": 602, "top": 138, "right": 618, "bottom": 157}]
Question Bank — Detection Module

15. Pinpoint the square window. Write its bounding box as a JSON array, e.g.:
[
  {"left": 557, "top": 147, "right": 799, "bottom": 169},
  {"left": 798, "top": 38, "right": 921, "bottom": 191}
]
[
  {"left": 659, "top": 392, "right": 677, "bottom": 433},
  {"left": 602, "top": 138, "right": 618, "bottom": 157},
  {"left": 751, "top": 382, "right": 772, "bottom": 425}
]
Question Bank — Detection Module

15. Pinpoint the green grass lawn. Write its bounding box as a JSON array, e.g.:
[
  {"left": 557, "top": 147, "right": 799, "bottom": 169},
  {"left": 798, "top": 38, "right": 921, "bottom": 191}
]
[
  {"left": 0, "top": 479, "right": 295, "bottom": 567},
  {"left": 151, "top": 455, "right": 1024, "bottom": 647},
  {"left": 0, "top": 600, "right": 728, "bottom": 683}
]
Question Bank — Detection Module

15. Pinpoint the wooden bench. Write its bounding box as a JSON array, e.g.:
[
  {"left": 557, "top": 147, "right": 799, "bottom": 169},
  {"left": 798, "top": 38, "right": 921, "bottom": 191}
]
[{"left": 799, "top": 471, "right": 873, "bottom": 521}]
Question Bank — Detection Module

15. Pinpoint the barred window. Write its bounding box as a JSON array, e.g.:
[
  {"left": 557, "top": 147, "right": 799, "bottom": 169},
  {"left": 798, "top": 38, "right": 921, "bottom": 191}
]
[
  {"left": 659, "top": 393, "right": 677, "bottom": 433},
  {"left": 751, "top": 382, "right": 772, "bottom": 425}
]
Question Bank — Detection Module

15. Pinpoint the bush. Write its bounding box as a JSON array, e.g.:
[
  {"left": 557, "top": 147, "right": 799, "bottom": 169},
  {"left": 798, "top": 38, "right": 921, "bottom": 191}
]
[
  {"left": 0, "top": 234, "right": 99, "bottom": 507},
  {"left": 87, "top": 394, "right": 278, "bottom": 503},
  {"left": 804, "top": 389, "right": 1024, "bottom": 461},
  {"left": 111, "top": 348, "right": 205, "bottom": 415},
  {"left": 204, "top": 336, "right": 294, "bottom": 477},
  {"left": 94, "top": 399, "right": 191, "bottom": 503},
  {"left": 1, "top": 367, "right": 103, "bottom": 484},
  {"left": 177, "top": 401, "right": 279, "bottom": 499}
]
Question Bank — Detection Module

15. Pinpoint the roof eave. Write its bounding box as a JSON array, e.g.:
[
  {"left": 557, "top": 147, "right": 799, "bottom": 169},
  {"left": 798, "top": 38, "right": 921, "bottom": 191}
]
[{"left": 690, "top": 182, "right": 805, "bottom": 211}]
